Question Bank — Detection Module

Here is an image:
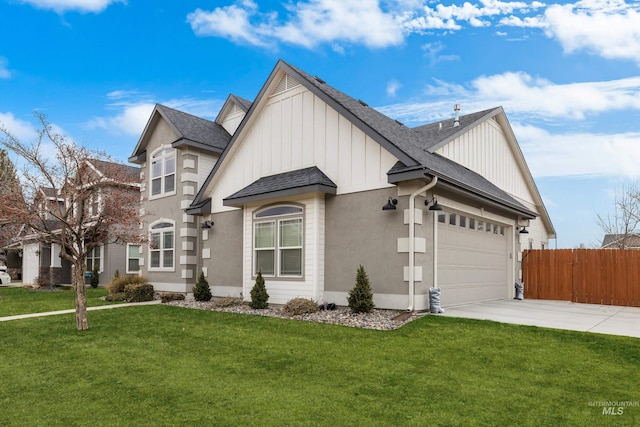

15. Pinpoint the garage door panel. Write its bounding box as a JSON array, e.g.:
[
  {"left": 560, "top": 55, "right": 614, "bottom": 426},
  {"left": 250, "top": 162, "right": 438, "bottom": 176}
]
[{"left": 438, "top": 214, "right": 510, "bottom": 306}]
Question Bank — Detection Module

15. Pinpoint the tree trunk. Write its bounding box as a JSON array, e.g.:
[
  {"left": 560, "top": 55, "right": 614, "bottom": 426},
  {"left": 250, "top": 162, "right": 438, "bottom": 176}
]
[{"left": 72, "top": 263, "right": 89, "bottom": 331}]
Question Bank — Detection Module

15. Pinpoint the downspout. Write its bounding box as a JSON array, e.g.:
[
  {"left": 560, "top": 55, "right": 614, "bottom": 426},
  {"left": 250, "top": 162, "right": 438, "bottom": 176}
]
[{"left": 408, "top": 176, "right": 438, "bottom": 311}]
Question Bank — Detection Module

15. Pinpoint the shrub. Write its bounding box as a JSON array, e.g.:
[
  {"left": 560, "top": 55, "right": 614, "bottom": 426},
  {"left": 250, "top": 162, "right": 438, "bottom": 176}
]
[
  {"left": 283, "top": 298, "right": 319, "bottom": 316},
  {"left": 249, "top": 270, "right": 269, "bottom": 309},
  {"left": 125, "top": 283, "right": 155, "bottom": 302},
  {"left": 347, "top": 265, "right": 375, "bottom": 313},
  {"left": 192, "top": 271, "right": 212, "bottom": 302},
  {"left": 159, "top": 293, "right": 186, "bottom": 303},
  {"left": 213, "top": 296, "right": 245, "bottom": 308},
  {"left": 105, "top": 292, "right": 126, "bottom": 302},
  {"left": 107, "top": 275, "right": 146, "bottom": 295},
  {"left": 90, "top": 264, "right": 100, "bottom": 288}
]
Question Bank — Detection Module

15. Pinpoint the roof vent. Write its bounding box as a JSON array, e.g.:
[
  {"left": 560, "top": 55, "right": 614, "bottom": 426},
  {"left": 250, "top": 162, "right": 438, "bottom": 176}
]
[
  {"left": 439, "top": 122, "right": 442, "bottom": 130},
  {"left": 313, "top": 76, "right": 326, "bottom": 84},
  {"left": 453, "top": 104, "right": 460, "bottom": 127},
  {"left": 358, "top": 99, "right": 368, "bottom": 107},
  {"left": 394, "top": 119, "right": 404, "bottom": 126}
]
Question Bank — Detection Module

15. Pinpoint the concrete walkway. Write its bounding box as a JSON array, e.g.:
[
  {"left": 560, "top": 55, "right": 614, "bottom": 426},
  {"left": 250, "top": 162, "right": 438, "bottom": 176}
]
[
  {"left": 441, "top": 299, "right": 640, "bottom": 339},
  {"left": 0, "top": 300, "right": 161, "bottom": 322}
]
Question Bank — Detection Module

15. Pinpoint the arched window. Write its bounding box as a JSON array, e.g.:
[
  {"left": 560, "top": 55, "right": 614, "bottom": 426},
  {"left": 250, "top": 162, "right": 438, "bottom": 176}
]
[
  {"left": 253, "top": 205, "right": 303, "bottom": 277},
  {"left": 150, "top": 147, "right": 176, "bottom": 197},
  {"left": 149, "top": 220, "right": 174, "bottom": 270}
]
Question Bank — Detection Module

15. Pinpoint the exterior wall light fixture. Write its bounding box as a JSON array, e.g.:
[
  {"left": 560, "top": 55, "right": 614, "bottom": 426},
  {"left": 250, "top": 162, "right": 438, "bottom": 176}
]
[{"left": 382, "top": 197, "right": 398, "bottom": 211}]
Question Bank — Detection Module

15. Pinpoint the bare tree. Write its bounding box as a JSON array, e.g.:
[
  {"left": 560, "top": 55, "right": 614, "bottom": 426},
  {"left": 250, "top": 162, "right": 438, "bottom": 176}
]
[
  {"left": 0, "top": 113, "right": 141, "bottom": 330},
  {"left": 597, "top": 182, "right": 640, "bottom": 249}
]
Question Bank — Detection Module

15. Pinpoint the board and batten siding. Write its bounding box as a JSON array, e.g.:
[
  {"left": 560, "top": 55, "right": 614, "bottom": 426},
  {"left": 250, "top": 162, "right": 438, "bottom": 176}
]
[
  {"left": 221, "top": 107, "right": 245, "bottom": 135},
  {"left": 435, "top": 118, "right": 535, "bottom": 205},
  {"left": 206, "top": 83, "right": 398, "bottom": 214},
  {"left": 242, "top": 195, "right": 326, "bottom": 304}
]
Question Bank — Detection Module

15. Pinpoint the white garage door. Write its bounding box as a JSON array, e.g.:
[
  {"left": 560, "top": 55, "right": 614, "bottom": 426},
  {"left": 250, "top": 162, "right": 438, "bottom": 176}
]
[{"left": 438, "top": 212, "right": 509, "bottom": 306}]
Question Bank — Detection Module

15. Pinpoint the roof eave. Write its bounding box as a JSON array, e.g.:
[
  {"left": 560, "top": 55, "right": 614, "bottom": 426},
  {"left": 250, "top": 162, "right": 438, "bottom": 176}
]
[
  {"left": 185, "top": 198, "right": 211, "bottom": 216},
  {"left": 171, "top": 138, "right": 225, "bottom": 154},
  {"left": 128, "top": 151, "right": 146, "bottom": 164},
  {"left": 223, "top": 184, "right": 337, "bottom": 208},
  {"left": 389, "top": 167, "right": 537, "bottom": 219}
]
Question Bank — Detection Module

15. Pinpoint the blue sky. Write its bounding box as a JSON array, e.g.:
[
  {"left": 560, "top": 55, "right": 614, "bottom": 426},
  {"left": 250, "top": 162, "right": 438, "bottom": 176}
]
[{"left": 1, "top": 0, "right": 639, "bottom": 248}]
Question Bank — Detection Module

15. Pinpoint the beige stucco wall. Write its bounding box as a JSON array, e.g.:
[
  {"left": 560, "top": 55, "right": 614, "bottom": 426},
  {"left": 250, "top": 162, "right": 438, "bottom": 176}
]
[
  {"left": 201, "top": 209, "right": 244, "bottom": 296},
  {"left": 324, "top": 187, "right": 437, "bottom": 310}
]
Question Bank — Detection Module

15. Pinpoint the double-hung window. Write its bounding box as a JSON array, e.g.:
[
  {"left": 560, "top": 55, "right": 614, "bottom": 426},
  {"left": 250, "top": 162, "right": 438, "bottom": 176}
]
[
  {"left": 150, "top": 148, "right": 176, "bottom": 197},
  {"left": 86, "top": 245, "right": 102, "bottom": 272},
  {"left": 127, "top": 244, "right": 141, "bottom": 273},
  {"left": 149, "top": 221, "right": 174, "bottom": 270},
  {"left": 253, "top": 206, "right": 303, "bottom": 277}
]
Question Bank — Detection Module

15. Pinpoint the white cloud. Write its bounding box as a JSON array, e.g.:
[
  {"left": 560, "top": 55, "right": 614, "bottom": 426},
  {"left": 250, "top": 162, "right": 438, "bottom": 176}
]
[
  {"left": 86, "top": 94, "right": 224, "bottom": 136},
  {"left": 187, "top": 1, "right": 269, "bottom": 47},
  {"left": 515, "top": 124, "right": 640, "bottom": 178},
  {"left": 542, "top": 0, "right": 640, "bottom": 64},
  {"left": 386, "top": 79, "right": 402, "bottom": 97},
  {"left": 401, "top": 0, "right": 542, "bottom": 32},
  {"left": 421, "top": 41, "right": 460, "bottom": 65},
  {"left": 18, "top": 0, "right": 124, "bottom": 13},
  {"left": 379, "top": 73, "right": 640, "bottom": 123},
  {"left": 0, "top": 112, "right": 38, "bottom": 142},
  {"left": 188, "top": 0, "right": 404, "bottom": 49},
  {"left": 0, "top": 57, "right": 11, "bottom": 79},
  {"left": 87, "top": 103, "right": 155, "bottom": 136}
]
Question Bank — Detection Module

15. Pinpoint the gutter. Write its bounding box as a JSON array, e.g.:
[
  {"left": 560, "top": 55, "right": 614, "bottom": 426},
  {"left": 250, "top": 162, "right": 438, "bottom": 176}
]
[{"left": 408, "top": 176, "right": 438, "bottom": 311}]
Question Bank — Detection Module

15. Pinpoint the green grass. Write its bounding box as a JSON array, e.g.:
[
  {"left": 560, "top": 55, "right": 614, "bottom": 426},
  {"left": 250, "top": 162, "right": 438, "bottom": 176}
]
[
  {"left": 1, "top": 306, "right": 639, "bottom": 426},
  {"left": 0, "top": 287, "right": 120, "bottom": 317}
]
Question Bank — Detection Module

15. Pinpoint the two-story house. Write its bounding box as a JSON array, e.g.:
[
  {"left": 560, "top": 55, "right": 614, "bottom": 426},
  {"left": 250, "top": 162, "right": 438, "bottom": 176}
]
[{"left": 132, "top": 60, "right": 555, "bottom": 310}]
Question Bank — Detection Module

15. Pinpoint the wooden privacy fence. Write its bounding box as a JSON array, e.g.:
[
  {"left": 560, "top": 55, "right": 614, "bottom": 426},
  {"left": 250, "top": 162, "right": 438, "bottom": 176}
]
[{"left": 522, "top": 249, "right": 640, "bottom": 307}]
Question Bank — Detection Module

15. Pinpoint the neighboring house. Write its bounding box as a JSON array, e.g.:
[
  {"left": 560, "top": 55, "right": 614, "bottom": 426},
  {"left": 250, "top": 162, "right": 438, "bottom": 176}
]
[
  {"left": 15, "top": 159, "right": 141, "bottom": 286},
  {"left": 132, "top": 60, "right": 555, "bottom": 310},
  {"left": 601, "top": 233, "right": 640, "bottom": 249}
]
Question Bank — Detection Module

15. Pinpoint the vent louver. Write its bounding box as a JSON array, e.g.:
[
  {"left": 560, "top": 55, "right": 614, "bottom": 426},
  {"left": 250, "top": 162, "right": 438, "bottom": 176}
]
[{"left": 271, "top": 73, "right": 301, "bottom": 96}]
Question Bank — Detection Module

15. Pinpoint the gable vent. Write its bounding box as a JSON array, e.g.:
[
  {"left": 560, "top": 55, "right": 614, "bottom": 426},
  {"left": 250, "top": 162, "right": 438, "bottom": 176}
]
[{"left": 271, "top": 73, "right": 301, "bottom": 97}]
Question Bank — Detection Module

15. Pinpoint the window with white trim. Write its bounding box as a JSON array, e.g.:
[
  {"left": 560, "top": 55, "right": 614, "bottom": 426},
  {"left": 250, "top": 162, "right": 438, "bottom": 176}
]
[
  {"left": 149, "top": 221, "right": 174, "bottom": 270},
  {"left": 253, "top": 205, "right": 303, "bottom": 277},
  {"left": 127, "top": 244, "right": 140, "bottom": 273},
  {"left": 150, "top": 148, "right": 176, "bottom": 197},
  {"left": 86, "top": 245, "right": 102, "bottom": 272}
]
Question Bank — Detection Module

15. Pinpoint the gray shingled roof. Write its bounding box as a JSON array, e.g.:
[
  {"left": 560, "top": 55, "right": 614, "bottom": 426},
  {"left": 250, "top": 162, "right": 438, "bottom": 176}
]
[
  {"left": 412, "top": 108, "right": 499, "bottom": 151},
  {"left": 156, "top": 104, "right": 231, "bottom": 152},
  {"left": 88, "top": 159, "right": 140, "bottom": 183},
  {"left": 190, "top": 60, "right": 537, "bottom": 218},
  {"left": 232, "top": 95, "right": 252, "bottom": 111},
  {"left": 286, "top": 63, "right": 535, "bottom": 217},
  {"left": 223, "top": 167, "right": 336, "bottom": 207}
]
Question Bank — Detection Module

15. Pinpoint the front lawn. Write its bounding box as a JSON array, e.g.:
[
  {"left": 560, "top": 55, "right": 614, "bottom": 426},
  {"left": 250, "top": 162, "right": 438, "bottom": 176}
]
[
  {"left": 0, "top": 305, "right": 639, "bottom": 426},
  {"left": 0, "top": 287, "right": 118, "bottom": 317}
]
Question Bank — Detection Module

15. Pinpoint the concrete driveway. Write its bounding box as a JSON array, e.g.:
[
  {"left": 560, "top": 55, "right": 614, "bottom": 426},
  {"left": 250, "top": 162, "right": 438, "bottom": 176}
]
[{"left": 441, "top": 299, "right": 640, "bottom": 339}]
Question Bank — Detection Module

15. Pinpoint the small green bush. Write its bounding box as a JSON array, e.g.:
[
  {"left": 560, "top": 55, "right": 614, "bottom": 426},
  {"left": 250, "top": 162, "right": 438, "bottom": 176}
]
[
  {"left": 192, "top": 271, "right": 212, "bottom": 302},
  {"left": 125, "top": 283, "right": 154, "bottom": 302},
  {"left": 107, "top": 275, "right": 146, "bottom": 295},
  {"left": 283, "top": 298, "right": 319, "bottom": 316},
  {"left": 213, "top": 296, "right": 245, "bottom": 308},
  {"left": 249, "top": 270, "right": 269, "bottom": 309},
  {"left": 159, "top": 293, "right": 186, "bottom": 303},
  {"left": 348, "top": 265, "right": 375, "bottom": 313}
]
